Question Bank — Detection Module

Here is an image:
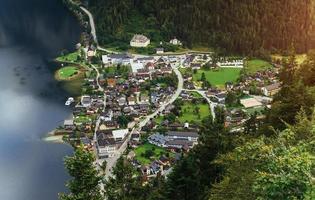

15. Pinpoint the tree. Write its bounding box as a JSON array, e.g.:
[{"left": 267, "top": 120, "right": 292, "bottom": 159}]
[
  {"left": 209, "top": 111, "right": 315, "bottom": 200},
  {"left": 104, "top": 157, "right": 145, "bottom": 200},
  {"left": 59, "top": 146, "right": 103, "bottom": 200}
]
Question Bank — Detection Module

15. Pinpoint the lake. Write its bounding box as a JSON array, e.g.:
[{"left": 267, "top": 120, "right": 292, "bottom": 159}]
[{"left": 0, "top": 0, "right": 81, "bottom": 199}]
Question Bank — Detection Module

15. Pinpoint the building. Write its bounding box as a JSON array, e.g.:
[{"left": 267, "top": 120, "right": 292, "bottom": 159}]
[
  {"left": 217, "top": 59, "right": 244, "bottom": 68},
  {"left": 64, "top": 119, "right": 75, "bottom": 130},
  {"left": 81, "top": 95, "right": 92, "bottom": 107},
  {"left": 261, "top": 82, "right": 281, "bottom": 96},
  {"left": 156, "top": 48, "right": 164, "bottom": 54},
  {"left": 213, "top": 93, "right": 227, "bottom": 104},
  {"left": 165, "top": 140, "right": 193, "bottom": 149},
  {"left": 130, "top": 34, "right": 150, "bottom": 47},
  {"left": 166, "top": 131, "right": 199, "bottom": 142},
  {"left": 128, "top": 96, "right": 136, "bottom": 106},
  {"left": 131, "top": 62, "right": 144, "bottom": 74},
  {"left": 148, "top": 134, "right": 168, "bottom": 147},
  {"left": 96, "top": 129, "right": 129, "bottom": 158},
  {"left": 169, "top": 38, "right": 182, "bottom": 46},
  {"left": 102, "top": 54, "right": 133, "bottom": 65}
]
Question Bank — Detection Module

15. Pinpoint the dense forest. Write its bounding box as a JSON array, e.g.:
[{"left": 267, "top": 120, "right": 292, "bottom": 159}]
[
  {"left": 88, "top": 0, "right": 315, "bottom": 55},
  {"left": 60, "top": 51, "right": 315, "bottom": 200}
]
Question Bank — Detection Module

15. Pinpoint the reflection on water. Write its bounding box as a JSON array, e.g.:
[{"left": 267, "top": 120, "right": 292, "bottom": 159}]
[{"left": 0, "top": 0, "right": 81, "bottom": 199}]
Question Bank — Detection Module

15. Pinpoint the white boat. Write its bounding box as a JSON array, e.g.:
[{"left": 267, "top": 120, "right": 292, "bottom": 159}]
[{"left": 65, "top": 97, "right": 74, "bottom": 106}]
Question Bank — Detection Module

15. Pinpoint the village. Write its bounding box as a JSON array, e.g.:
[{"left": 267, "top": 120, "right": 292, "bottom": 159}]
[{"left": 54, "top": 31, "right": 281, "bottom": 181}]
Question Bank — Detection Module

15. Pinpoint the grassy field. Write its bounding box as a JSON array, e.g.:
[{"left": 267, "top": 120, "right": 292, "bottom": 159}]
[
  {"left": 192, "top": 68, "right": 241, "bottom": 88},
  {"left": 74, "top": 115, "right": 92, "bottom": 124},
  {"left": 178, "top": 102, "right": 210, "bottom": 123},
  {"left": 57, "top": 66, "right": 79, "bottom": 79},
  {"left": 245, "top": 59, "right": 273, "bottom": 74},
  {"left": 56, "top": 52, "right": 80, "bottom": 63},
  {"left": 134, "top": 143, "right": 170, "bottom": 165}
]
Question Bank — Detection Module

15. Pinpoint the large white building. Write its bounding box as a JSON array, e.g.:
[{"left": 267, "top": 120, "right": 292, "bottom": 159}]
[
  {"left": 96, "top": 129, "right": 129, "bottom": 158},
  {"left": 102, "top": 54, "right": 133, "bottom": 66},
  {"left": 130, "top": 34, "right": 150, "bottom": 47}
]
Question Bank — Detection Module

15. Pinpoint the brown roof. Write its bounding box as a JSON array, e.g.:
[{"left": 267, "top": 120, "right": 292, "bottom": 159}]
[{"left": 265, "top": 82, "right": 281, "bottom": 91}]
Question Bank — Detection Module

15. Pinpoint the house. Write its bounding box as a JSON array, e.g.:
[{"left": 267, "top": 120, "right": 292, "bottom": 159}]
[
  {"left": 140, "top": 94, "right": 150, "bottom": 104},
  {"left": 96, "top": 132, "right": 116, "bottom": 158},
  {"left": 128, "top": 96, "right": 136, "bottom": 106},
  {"left": 96, "top": 129, "right": 129, "bottom": 158},
  {"left": 101, "top": 110, "right": 113, "bottom": 121},
  {"left": 81, "top": 95, "right": 92, "bottom": 107},
  {"left": 261, "top": 82, "right": 281, "bottom": 96},
  {"left": 64, "top": 119, "right": 75, "bottom": 130},
  {"left": 166, "top": 131, "right": 199, "bottom": 142},
  {"left": 87, "top": 50, "right": 96, "bottom": 59},
  {"left": 130, "top": 34, "right": 150, "bottom": 47},
  {"left": 107, "top": 78, "right": 116, "bottom": 87},
  {"left": 169, "top": 38, "right": 182, "bottom": 46},
  {"left": 191, "top": 63, "right": 202, "bottom": 70},
  {"left": 160, "top": 67, "right": 173, "bottom": 75},
  {"left": 131, "top": 62, "right": 144, "bottom": 74},
  {"left": 145, "top": 62, "right": 155, "bottom": 71},
  {"left": 156, "top": 48, "right": 164, "bottom": 54},
  {"left": 213, "top": 93, "right": 227, "bottom": 104},
  {"left": 118, "top": 96, "right": 127, "bottom": 106},
  {"left": 112, "top": 129, "right": 129, "bottom": 141}
]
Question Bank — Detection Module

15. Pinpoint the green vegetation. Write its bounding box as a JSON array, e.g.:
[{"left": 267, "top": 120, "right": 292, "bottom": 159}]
[
  {"left": 181, "top": 68, "right": 241, "bottom": 88},
  {"left": 59, "top": 146, "right": 102, "bottom": 200},
  {"left": 244, "top": 59, "right": 273, "bottom": 74},
  {"left": 134, "top": 143, "right": 170, "bottom": 165},
  {"left": 89, "top": 0, "right": 314, "bottom": 54},
  {"left": 74, "top": 115, "right": 92, "bottom": 124},
  {"left": 56, "top": 51, "right": 81, "bottom": 63},
  {"left": 178, "top": 102, "right": 210, "bottom": 123},
  {"left": 57, "top": 66, "right": 79, "bottom": 79}
]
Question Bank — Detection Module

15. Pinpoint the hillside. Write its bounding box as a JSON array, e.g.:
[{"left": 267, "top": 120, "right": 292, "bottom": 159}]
[{"left": 89, "top": 0, "right": 315, "bottom": 55}]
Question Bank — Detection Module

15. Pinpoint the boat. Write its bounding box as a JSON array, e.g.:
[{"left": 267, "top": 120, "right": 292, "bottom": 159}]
[{"left": 65, "top": 97, "right": 74, "bottom": 106}]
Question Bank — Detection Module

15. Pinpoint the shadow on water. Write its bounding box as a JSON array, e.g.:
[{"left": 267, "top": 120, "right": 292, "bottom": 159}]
[{"left": 0, "top": 0, "right": 82, "bottom": 199}]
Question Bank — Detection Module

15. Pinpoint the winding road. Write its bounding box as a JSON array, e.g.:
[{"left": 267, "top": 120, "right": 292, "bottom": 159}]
[{"left": 103, "top": 64, "right": 184, "bottom": 179}]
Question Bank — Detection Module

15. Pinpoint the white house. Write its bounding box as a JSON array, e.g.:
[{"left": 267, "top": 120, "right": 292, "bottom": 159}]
[
  {"left": 261, "top": 82, "right": 281, "bottom": 96},
  {"left": 169, "top": 38, "right": 182, "bottom": 46},
  {"left": 130, "top": 34, "right": 150, "bottom": 47},
  {"left": 96, "top": 129, "right": 129, "bottom": 158},
  {"left": 156, "top": 48, "right": 164, "bottom": 54},
  {"left": 112, "top": 129, "right": 129, "bottom": 141},
  {"left": 81, "top": 95, "right": 92, "bottom": 107},
  {"left": 131, "top": 62, "right": 144, "bottom": 74}
]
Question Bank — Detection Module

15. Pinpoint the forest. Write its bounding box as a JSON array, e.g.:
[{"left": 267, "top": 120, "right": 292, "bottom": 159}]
[{"left": 88, "top": 0, "right": 315, "bottom": 55}]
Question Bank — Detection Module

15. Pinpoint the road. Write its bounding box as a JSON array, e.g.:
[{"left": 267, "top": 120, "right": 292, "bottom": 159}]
[
  {"left": 184, "top": 89, "right": 216, "bottom": 119},
  {"left": 103, "top": 64, "right": 184, "bottom": 179},
  {"left": 80, "top": 6, "right": 118, "bottom": 54},
  {"left": 90, "top": 64, "right": 104, "bottom": 92}
]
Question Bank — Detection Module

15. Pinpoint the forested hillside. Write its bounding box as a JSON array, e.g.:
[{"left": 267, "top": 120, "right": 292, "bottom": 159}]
[{"left": 89, "top": 0, "right": 315, "bottom": 54}]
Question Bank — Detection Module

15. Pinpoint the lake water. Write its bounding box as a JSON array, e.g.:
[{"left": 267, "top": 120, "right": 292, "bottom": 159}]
[{"left": 0, "top": 0, "right": 81, "bottom": 199}]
